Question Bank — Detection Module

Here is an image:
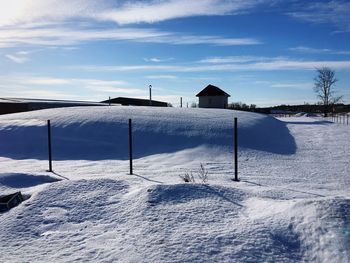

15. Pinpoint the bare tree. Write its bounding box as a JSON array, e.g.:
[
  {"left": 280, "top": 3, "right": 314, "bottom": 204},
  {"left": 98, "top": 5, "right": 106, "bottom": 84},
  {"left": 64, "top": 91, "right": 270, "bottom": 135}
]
[{"left": 314, "top": 67, "right": 342, "bottom": 117}]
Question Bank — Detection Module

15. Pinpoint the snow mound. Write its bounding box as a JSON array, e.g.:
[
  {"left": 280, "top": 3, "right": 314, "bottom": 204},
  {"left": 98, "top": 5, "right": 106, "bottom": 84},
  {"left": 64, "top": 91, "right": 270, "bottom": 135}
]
[
  {"left": 0, "top": 175, "right": 349, "bottom": 262},
  {"left": 294, "top": 112, "right": 321, "bottom": 117},
  {"left": 0, "top": 106, "right": 296, "bottom": 160},
  {"left": 0, "top": 179, "right": 129, "bottom": 262},
  {"left": 0, "top": 173, "right": 60, "bottom": 189},
  {"left": 0, "top": 107, "right": 349, "bottom": 262},
  {"left": 146, "top": 183, "right": 246, "bottom": 206},
  {"left": 294, "top": 198, "right": 350, "bottom": 262}
]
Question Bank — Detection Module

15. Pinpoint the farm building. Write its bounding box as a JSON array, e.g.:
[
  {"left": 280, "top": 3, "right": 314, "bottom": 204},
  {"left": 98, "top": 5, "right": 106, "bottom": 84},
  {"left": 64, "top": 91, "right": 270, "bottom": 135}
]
[
  {"left": 196, "top": 84, "right": 230, "bottom": 109},
  {"left": 0, "top": 98, "right": 104, "bottom": 115},
  {"left": 103, "top": 97, "right": 168, "bottom": 107}
]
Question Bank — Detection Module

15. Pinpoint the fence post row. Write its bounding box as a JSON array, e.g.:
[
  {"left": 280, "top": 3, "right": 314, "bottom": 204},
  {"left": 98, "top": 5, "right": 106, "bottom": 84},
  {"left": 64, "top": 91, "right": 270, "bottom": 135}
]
[
  {"left": 47, "top": 120, "right": 53, "bottom": 172},
  {"left": 333, "top": 114, "right": 350, "bottom": 125},
  {"left": 234, "top": 117, "right": 239, "bottom": 182},
  {"left": 129, "top": 119, "right": 133, "bottom": 175}
]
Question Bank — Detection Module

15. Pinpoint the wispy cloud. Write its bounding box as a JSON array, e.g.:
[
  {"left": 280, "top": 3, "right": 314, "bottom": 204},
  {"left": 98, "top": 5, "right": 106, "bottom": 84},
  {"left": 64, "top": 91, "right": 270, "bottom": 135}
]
[
  {"left": 144, "top": 57, "right": 174, "bottom": 63},
  {"left": 0, "top": 74, "right": 189, "bottom": 104},
  {"left": 25, "top": 77, "right": 71, "bottom": 85},
  {"left": 198, "top": 56, "right": 285, "bottom": 63},
  {"left": 250, "top": 59, "right": 350, "bottom": 71},
  {"left": 148, "top": 34, "right": 260, "bottom": 45},
  {"left": 289, "top": 46, "right": 350, "bottom": 55},
  {"left": 0, "top": 25, "right": 260, "bottom": 48},
  {"left": 98, "top": 0, "right": 266, "bottom": 25},
  {"left": 0, "top": 75, "right": 144, "bottom": 100},
  {"left": 269, "top": 82, "right": 313, "bottom": 90},
  {"left": 0, "top": 82, "right": 75, "bottom": 100},
  {"left": 0, "top": 1, "right": 102, "bottom": 27},
  {"left": 288, "top": 1, "right": 350, "bottom": 32},
  {"left": 146, "top": 75, "right": 178, "bottom": 80},
  {"left": 0, "top": 1, "right": 263, "bottom": 49},
  {"left": 0, "top": 0, "right": 268, "bottom": 27},
  {"left": 36, "top": 77, "right": 134, "bottom": 94},
  {"left": 5, "top": 53, "right": 30, "bottom": 63},
  {"left": 72, "top": 57, "right": 350, "bottom": 73}
]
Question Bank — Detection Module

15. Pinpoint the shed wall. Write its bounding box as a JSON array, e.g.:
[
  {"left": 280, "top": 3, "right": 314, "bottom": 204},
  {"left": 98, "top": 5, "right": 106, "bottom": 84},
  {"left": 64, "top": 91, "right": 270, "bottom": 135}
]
[{"left": 198, "top": 96, "right": 228, "bottom": 109}]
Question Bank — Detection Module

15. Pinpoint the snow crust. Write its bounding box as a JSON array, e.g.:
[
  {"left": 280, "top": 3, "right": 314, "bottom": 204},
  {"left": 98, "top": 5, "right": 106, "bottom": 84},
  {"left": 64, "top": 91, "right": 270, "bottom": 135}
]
[{"left": 0, "top": 106, "right": 349, "bottom": 262}]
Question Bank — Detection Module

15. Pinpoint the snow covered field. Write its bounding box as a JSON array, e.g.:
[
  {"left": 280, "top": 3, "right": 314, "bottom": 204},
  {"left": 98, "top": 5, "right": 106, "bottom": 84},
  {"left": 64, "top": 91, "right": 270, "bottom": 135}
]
[{"left": 0, "top": 106, "right": 349, "bottom": 262}]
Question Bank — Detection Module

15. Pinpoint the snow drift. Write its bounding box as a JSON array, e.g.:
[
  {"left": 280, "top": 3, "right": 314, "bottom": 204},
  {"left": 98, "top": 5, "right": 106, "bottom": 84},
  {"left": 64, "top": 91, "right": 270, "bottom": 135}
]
[
  {"left": 0, "top": 106, "right": 296, "bottom": 160},
  {"left": 1, "top": 178, "right": 348, "bottom": 262},
  {"left": 0, "top": 106, "right": 349, "bottom": 262}
]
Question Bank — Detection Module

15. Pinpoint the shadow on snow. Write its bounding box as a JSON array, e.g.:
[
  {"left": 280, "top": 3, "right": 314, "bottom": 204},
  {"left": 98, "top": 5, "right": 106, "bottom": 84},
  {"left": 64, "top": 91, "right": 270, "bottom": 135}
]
[{"left": 0, "top": 115, "right": 296, "bottom": 160}]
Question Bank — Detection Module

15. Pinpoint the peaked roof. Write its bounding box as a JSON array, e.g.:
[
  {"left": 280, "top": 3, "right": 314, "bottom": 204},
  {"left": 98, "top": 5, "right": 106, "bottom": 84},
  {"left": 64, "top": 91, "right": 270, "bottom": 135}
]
[{"left": 196, "top": 84, "right": 230, "bottom": 97}]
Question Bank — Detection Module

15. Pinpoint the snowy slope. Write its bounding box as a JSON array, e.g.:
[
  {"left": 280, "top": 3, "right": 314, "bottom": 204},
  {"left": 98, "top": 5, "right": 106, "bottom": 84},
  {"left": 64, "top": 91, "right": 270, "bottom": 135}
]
[
  {"left": 0, "top": 106, "right": 295, "bottom": 160},
  {"left": 0, "top": 106, "right": 349, "bottom": 263}
]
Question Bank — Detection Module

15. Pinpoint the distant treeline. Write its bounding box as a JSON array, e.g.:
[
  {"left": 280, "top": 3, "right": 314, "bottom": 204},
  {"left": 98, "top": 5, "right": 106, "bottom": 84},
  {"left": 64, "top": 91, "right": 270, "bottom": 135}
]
[{"left": 228, "top": 102, "right": 350, "bottom": 114}]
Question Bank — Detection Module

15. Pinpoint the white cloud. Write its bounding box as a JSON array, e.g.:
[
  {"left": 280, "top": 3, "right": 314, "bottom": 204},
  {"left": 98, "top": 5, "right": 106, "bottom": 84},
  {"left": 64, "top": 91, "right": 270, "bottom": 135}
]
[
  {"left": 0, "top": 74, "right": 189, "bottom": 104},
  {"left": 72, "top": 57, "right": 350, "bottom": 73},
  {"left": 26, "top": 77, "right": 71, "bottom": 85},
  {"left": 250, "top": 59, "right": 350, "bottom": 71},
  {"left": 144, "top": 57, "right": 174, "bottom": 63},
  {"left": 98, "top": 0, "right": 263, "bottom": 25},
  {"left": 4, "top": 50, "right": 32, "bottom": 63},
  {"left": 0, "top": 1, "right": 263, "bottom": 48},
  {"left": 5, "top": 53, "right": 29, "bottom": 63},
  {"left": 269, "top": 82, "right": 313, "bottom": 90},
  {"left": 0, "top": 83, "right": 75, "bottom": 100},
  {"left": 0, "top": 0, "right": 267, "bottom": 27},
  {"left": 0, "top": 0, "right": 103, "bottom": 27},
  {"left": 289, "top": 46, "right": 332, "bottom": 54},
  {"left": 0, "top": 25, "right": 260, "bottom": 48},
  {"left": 198, "top": 56, "right": 284, "bottom": 63},
  {"left": 150, "top": 35, "right": 260, "bottom": 45},
  {"left": 0, "top": 26, "right": 168, "bottom": 48},
  {"left": 288, "top": 1, "right": 350, "bottom": 32},
  {"left": 0, "top": 75, "right": 142, "bottom": 100},
  {"left": 146, "top": 75, "right": 178, "bottom": 79},
  {"left": 9, "top": 89, "right": 74, "bottom": 99},
  {"left": 289, "top": 46, "right": 350, "bottom": 55}
]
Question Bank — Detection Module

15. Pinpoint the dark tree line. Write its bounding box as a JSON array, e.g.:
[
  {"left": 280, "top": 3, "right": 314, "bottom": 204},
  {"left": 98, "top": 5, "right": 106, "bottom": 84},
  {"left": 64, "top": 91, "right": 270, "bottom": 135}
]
[{"left": 228, "top": 102, "right": 257, "bottom": 111}]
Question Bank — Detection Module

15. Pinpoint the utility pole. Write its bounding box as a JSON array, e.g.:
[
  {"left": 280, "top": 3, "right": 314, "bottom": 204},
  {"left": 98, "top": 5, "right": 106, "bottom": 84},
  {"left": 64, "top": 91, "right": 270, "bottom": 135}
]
[
  {"left": 149, "top": 85, "right": 152, "bottom": 106},
  {"left": 180, "top": 97, "right": 182, "bottom": 108}
]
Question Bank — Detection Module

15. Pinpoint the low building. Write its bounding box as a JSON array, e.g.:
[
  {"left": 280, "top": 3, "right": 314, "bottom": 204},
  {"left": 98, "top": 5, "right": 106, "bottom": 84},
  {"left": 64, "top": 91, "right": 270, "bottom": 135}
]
[
  {"left": 103, "top": 97, "right": 168, "bottom": 107},
  {"left": 196, "top": 84, "right": 230, "bottom": 109},
  {"left": 0, "top": 98, "right": 105, "bottom": 115}
]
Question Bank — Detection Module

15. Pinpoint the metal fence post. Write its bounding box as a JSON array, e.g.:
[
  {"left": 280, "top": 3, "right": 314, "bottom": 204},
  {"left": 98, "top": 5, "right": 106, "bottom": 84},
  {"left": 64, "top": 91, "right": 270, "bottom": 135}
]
[
  {"left": 234, "top": 117, "right": 239, "bottom": 181},
  {"left": 129, "top": 119, "right": 133, "bottom": 175},
  {"left": 47, "top": 120, "right": 53, "bottom": 172}
]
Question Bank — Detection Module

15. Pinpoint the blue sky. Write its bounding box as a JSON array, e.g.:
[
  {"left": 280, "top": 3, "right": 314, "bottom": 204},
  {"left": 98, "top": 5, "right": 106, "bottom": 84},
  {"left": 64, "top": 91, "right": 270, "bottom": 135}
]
[{"left": 0, "top": 0, "right": 350, "bottom": 107}]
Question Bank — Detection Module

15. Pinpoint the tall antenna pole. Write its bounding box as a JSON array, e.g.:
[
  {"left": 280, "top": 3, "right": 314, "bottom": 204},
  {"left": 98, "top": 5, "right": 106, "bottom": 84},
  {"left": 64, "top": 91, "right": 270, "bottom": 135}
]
[{"left": 149, "top": 85, "right": 152, "bottom": 106}]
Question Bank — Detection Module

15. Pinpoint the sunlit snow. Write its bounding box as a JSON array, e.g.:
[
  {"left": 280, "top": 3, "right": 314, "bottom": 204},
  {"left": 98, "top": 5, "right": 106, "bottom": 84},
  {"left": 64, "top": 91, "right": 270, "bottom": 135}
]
[{"left": 0, "top": 106, "right": 349, "bottom": 262}]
